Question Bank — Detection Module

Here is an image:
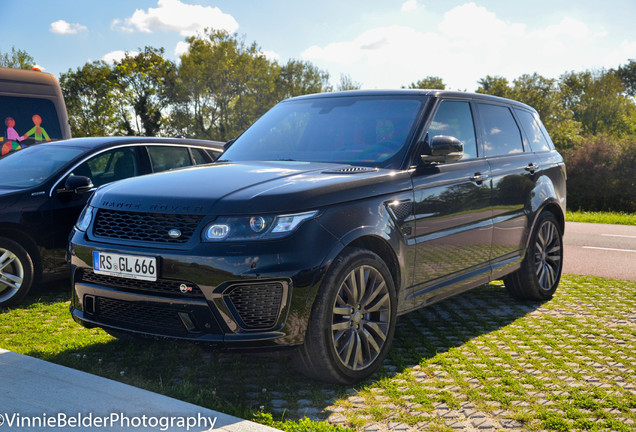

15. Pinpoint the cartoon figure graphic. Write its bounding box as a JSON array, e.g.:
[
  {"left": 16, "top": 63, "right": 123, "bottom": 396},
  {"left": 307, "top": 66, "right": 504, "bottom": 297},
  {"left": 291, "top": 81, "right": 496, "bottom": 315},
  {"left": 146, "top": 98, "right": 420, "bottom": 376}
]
[
  {"left": 22, "top": 114, "right": 51, "bottom": 143},
  {"left": 2, "top": 117, "right": 25, "bottom": 156}
]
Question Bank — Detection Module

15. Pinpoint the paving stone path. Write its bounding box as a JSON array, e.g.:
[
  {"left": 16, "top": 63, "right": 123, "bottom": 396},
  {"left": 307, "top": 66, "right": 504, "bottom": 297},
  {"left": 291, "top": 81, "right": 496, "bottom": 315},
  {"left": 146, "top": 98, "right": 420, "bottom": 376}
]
[{"left": 251, "top": 276, "right": 636, "bottom": 431}]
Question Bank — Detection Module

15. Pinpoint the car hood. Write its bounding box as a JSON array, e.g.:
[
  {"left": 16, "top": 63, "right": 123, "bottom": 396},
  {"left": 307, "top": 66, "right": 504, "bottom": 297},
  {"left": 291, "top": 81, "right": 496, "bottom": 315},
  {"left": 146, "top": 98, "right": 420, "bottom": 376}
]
[{"left": 91, "top": 161, "right": 413, "bottom": 215}]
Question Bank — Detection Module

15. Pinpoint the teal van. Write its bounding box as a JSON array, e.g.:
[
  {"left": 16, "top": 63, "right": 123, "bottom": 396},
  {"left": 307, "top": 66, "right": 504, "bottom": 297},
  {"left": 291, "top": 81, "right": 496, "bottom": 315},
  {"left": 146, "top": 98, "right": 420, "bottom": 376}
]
[{"left": 0, "top": 67, "right": 71, "bottom": 157}]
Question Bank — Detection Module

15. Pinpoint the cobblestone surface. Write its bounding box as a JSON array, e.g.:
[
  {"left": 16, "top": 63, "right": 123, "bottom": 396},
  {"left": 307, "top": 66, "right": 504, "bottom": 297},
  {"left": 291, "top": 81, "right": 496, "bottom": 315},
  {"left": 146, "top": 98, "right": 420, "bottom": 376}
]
[{"left": 246, "top": 276, "right": 636, "bottom": 431}]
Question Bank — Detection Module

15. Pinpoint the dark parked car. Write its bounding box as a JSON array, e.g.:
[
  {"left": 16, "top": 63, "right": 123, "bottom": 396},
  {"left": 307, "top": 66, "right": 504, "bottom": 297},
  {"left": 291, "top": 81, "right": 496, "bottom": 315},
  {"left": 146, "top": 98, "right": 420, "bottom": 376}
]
[
  {"left": 0, "top": 136, "right": 223, "bottom": 307},
  {"left": 68, "top": 90, "right": 566, "bottom": 383}
]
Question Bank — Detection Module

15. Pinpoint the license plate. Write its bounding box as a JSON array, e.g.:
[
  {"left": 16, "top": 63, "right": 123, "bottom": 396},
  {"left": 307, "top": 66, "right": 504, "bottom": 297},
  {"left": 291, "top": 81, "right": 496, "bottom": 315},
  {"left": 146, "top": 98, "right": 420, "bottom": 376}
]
[{"left": 93, "top": 251, "right": 157, "bottom": 281}]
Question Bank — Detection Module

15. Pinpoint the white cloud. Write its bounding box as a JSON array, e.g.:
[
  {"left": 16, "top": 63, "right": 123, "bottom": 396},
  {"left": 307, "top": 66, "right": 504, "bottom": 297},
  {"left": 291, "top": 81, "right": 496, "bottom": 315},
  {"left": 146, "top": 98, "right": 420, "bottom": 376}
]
[
  {"left": 174, "top": 41, "right": 190, "bottom": 57},
  {"left": 101, "top": 50, "right": 140, "bottom": 64},
  {"left": 401, "top": 0, "right": 418, "bottom": 12},
  {"left": 112, "top": 0, "right": 238, "bottom": 36},
  {"left": 260, "top": 50, "right": 280, "bottom": 62},
  {"left": 50, "top": 20, "right": 88, "bottom": 35},
  {"left": 301, "top": 2, "right": 632, "bottom": 90}
]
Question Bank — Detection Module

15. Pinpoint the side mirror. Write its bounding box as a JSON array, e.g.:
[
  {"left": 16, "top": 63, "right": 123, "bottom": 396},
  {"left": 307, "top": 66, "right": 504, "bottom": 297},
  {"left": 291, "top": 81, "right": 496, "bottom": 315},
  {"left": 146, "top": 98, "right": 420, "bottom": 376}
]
[
  {"left": 420, "top": 135, "right": 463, "bottom": 164},
  {"left": 224, "top": 139, "right": 236, "bottom": 151},
  {"left": 63, "top": 175, "right": 94, "bottom": 194}
]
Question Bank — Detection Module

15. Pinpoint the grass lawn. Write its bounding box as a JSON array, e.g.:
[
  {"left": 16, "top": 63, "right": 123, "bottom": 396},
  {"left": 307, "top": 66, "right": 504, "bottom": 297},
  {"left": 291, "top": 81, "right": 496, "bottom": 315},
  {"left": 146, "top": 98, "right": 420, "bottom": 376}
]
[
  {"left": 566, "top": 210, "right": 636, "bottom": 225},
  {"left": 1, "top": 275, "right": 635, "bottom": 431}
]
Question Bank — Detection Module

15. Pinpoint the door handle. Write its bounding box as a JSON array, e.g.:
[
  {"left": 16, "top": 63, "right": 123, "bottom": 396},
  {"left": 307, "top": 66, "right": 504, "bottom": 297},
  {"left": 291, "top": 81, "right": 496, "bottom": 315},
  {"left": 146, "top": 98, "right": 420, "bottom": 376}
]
[
  {"left": 470, "top": 172, "right": 489, "bottom": 183},
  {"left": 525, "top": 163, "right": 539, "bottom": 173}
]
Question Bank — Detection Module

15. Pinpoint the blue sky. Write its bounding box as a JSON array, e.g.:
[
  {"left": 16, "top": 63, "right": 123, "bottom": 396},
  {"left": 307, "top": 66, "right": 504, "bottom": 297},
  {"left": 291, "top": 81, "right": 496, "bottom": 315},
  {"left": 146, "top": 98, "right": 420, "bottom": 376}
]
[{"left": 2, "top": 0, "right": 635, "bottom": 91}]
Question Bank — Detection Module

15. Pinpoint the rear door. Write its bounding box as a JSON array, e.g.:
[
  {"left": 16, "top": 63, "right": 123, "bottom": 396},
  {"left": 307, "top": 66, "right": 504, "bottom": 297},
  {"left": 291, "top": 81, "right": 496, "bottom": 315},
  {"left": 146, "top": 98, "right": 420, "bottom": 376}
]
[{"left": 474, "top": 102, "right": 538, "bottom": 275}]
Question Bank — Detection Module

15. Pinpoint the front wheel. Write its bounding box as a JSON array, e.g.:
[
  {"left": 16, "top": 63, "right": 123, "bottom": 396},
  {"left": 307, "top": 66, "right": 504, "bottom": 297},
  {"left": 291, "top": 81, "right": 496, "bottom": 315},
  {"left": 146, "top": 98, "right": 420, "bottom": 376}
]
[
  {"left": 505, "top": 212, "right": 563, "bottom": 300},
  {"left": 296, "top": 248, "right": 397, "bottom": 384},
  {"left": 0, "top": 237, "right": 35, "bottom": 307}
]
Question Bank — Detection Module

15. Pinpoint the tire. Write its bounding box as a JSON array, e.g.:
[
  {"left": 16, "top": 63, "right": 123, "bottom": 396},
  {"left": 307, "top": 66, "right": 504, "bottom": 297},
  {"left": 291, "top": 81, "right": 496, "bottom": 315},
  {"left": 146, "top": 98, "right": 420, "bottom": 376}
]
[
  {"left": 0, "top": 237, "right": 35, "bottom": 307},
  {"left": 504, "top": 212, "right": 563, "bottom": 301},
  {"left": 296, "top": 248, "right": 397, "bottom": 384}
]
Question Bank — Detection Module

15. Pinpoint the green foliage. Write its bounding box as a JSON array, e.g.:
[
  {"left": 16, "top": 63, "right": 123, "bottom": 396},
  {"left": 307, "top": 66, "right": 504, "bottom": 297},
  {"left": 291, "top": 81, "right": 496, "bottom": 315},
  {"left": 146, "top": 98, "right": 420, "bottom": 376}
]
[
  {"left": 253, "top": 413, "right": 355, "bottom": 432},
  {"left": 564, "top": 134, "right": 636, "bottom": 212},
  {"left": 278, "top": 59, "right": 331, "bottom": 99},
  {"left": 405, "top": 76, "right": 446, "bottom": 90},
  {"left": 0, "top": 46, "right": 35, "bottom": 69},
  {"left": 60, "top": 61, "right": 121, "bottom": 136},
  {"left": 616, "top": 58, "right": 636, "bottom": 96},
  {"left": 566, "top": 210, "right": 636, "bottom": 225},
  {"left": 560, "top": 69, "right": 636, "bottom": 137},
  {"left": 112, "top": 46, "right": 176, "bottom": 136},
  {"left": 476, "top": 75, "right": 510, "bottom": 97},
  {"left": 336, "top": 74, "right": 361, "bottom": 91}
]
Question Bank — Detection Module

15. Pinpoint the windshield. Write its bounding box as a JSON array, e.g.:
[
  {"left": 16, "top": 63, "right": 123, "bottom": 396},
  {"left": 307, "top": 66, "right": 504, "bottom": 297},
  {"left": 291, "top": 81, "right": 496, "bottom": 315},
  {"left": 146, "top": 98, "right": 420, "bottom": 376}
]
[
  {"left": 222, "top": 96, "right": 423, "bottom": 169},
  {"left": 0, "top": 145, "right": 85, "bottom": 188}
]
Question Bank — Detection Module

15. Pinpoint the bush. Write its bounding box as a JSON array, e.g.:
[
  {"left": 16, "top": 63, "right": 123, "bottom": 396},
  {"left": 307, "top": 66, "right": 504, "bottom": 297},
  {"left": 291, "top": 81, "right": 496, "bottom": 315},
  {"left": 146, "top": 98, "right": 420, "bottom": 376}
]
[{"left": 564, "top": 134, "right": 636, "bottom": 212}]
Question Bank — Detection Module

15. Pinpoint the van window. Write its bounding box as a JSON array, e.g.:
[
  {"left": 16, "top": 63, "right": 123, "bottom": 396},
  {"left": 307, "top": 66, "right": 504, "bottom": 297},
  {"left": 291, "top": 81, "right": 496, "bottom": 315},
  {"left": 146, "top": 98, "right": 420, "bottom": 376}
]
[
  {"left": 1, "top": 96, "right": 63, "bottom": 156},
  {"left": 478, "top": 103, "right": 524, "bottom": 156}
]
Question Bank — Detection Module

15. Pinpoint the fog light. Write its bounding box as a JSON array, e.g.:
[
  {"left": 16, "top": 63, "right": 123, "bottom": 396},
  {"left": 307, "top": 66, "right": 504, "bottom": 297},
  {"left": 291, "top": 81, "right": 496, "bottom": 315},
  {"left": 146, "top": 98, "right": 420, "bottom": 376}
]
[{"left": 205, "top": 224, "right": 230, "bottom": 240}]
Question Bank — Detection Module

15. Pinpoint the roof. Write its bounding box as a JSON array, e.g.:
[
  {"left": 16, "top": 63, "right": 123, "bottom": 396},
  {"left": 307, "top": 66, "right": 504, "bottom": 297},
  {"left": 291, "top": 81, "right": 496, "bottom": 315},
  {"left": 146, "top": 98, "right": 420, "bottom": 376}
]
[
  {"left": 33, "top": 136, "right": 225, "bottom": 151},
  {"left": 286, "top": 89, "right": 536, "bottom": 112}
]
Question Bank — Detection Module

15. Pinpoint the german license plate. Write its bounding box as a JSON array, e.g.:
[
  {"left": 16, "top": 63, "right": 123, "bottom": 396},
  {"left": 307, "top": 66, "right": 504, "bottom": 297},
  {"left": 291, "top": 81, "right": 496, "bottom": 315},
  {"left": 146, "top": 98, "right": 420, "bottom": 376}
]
[{"left": 93, "top": 251, "right": 157, "bottom": 281}]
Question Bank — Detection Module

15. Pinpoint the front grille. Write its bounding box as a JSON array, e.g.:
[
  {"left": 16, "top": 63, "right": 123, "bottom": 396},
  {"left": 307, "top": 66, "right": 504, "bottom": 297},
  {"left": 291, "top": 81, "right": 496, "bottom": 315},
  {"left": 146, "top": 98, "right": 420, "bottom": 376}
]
[
  {"left": 93, "top": 209, "right": 203, "bottom": 243},
  {"left": 228, "top": 283, "right": 284, "bottom": 330},
  {"left": 80, "top": 270, "right": 204, "bottom": 298},
  {"left": 95, "top": 297, "right": 189, "bottom": 336}
]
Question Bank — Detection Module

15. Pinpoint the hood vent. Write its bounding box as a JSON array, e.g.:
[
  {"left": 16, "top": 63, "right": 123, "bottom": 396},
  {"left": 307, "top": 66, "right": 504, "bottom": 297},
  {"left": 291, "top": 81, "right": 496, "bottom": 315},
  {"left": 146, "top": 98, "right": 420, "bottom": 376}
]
[{"left": 323, "top": 166, "right": 379, "bottom": 174}]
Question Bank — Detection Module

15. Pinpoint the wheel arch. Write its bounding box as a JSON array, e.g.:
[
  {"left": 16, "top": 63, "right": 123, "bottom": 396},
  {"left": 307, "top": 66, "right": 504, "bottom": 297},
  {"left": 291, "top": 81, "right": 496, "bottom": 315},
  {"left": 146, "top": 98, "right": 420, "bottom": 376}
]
[
  {"left": 0, "top": 226, "right": 42, "bottom": 282},
  {"left": 346, "top": 235, "right": 401, "bottom": 295}
]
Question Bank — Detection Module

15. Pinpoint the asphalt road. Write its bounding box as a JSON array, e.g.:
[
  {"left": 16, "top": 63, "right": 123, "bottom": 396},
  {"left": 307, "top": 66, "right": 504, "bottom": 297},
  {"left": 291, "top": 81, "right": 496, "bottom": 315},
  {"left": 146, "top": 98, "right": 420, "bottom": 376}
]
[{"left": 563, "top": 221, "right": 636, "bottom": 281}]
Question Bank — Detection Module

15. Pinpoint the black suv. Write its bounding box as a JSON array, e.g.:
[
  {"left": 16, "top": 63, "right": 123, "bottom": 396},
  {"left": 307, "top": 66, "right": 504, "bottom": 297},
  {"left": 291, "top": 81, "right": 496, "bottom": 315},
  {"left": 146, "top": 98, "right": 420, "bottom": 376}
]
[{"left": 69, "top": 90, "right": 566, "bottom": 384}]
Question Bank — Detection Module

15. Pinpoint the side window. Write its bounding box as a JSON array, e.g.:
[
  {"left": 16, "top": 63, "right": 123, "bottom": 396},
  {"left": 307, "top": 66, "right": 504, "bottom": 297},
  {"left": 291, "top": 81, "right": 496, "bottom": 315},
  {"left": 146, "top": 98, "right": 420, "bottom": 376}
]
[
  {"left": 427, "top": 100, "right": 477, "bottom": 160},
  {"left": 148, "top": 146, "right": 192, "bottom": 173},
  {"left": 191, "top": 147, "right": 216, "bottom": 164},
  {"left": 514, "top": 109, "right": 551, "bottom": 152},
  {"left": 70, "top": 147, "right": 139, "bottom": 188},
  {"left": 478, "top": 104, "right": 524, "bottom": 156}
]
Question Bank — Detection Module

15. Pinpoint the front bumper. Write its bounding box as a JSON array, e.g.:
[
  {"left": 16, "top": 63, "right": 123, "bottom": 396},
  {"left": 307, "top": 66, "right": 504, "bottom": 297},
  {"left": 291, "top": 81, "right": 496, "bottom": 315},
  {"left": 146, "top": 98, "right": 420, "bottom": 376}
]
[{"left": 69, "top": 219, "right": 337, "bottom": 349}]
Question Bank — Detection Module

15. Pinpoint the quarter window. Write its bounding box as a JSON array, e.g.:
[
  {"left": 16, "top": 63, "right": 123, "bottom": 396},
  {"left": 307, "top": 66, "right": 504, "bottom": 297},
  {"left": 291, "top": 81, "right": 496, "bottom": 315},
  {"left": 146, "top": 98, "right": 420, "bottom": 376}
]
[
  {"left": 478, "top": 104, "right": 524, "bottom": 156},
  {"left": 148, "top": 146, "right": 192, "bottom": 173},
  {"left": 427, "top": 101, "right": 477, "bottom": 160},
  {"left": 515, "top": 109, "right": 553, "bottom": 152}
]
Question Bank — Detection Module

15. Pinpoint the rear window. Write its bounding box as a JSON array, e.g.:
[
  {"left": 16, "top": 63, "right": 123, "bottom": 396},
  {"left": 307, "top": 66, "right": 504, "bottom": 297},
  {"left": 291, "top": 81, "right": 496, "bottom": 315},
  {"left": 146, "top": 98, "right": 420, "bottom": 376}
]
[{"left": 1, "top": 96, "right": 63, "bottom": 157}]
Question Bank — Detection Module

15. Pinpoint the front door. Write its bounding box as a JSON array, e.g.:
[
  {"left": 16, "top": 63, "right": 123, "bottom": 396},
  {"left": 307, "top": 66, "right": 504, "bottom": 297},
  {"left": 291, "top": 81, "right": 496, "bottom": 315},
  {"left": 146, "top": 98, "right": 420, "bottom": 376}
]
[{"left": 408, "top": 99, "right": 493, "bottom": 308}]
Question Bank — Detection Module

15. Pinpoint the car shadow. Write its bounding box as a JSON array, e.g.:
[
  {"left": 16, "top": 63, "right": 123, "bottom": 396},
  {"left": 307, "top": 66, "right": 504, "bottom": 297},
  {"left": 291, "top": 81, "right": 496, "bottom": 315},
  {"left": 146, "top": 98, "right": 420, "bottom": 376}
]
[{"left": 20, "top": 282, "right": 543, "bottom": 422}]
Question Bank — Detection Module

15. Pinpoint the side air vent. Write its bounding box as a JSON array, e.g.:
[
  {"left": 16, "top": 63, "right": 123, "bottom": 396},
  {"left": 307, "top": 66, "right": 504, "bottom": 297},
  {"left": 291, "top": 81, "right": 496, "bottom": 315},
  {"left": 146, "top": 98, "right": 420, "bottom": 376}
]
[
  {"left": 323, "top": 167, "right": 379, "bottom": 174},
  {"left": 387, "top": 199, "right": 413, "bottom": 222}
]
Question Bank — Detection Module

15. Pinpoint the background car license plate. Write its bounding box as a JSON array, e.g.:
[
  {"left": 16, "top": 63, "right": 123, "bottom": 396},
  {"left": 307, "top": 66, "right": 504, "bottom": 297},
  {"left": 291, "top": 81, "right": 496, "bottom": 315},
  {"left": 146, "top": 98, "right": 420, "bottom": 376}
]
[{"left": 93, "top": 252, "right": 157, "bottom": 281}]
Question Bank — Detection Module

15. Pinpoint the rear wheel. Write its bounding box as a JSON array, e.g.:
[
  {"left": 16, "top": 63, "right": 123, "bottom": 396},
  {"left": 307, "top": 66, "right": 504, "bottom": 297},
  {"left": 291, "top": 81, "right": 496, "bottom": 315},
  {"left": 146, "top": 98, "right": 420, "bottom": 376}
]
[
  {"left": 296, "top": 248, "right": 397, "bottom": 384},
  {"left": 505, "top": 212, "right": 563, "bottom": 300},
  {"left": 0, "top": 237, "right": 35, "bottom": 307}
]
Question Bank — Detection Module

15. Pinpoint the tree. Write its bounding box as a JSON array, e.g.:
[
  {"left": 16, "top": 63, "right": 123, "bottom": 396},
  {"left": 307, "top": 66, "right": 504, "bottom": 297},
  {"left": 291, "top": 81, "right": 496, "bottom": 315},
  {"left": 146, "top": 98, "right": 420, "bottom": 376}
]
[
  {"left": 169, "top": 31, "right": 280, "bottom": 141},
  {"left": 337, "top": 74, "right": 361, "bottom": 91},
  {"left": 560, "top": 69, "right": 635, "bottom": 137},
  {"left": 60, "top": 61, "right": 121, "bottom": 137},
  {"left": 112, "top": 47, "right": 175, "bottom": 136},
  {"left": 0, "top": 46, "right": 35, "bottom": 70},
  {"left": 405, "top": 76, "right": 446, "bottom": 90},
  {"left": 616, "top": 59, "right": 636, "bottom": 97},
  {"left": 476, "top": 75, "right": 510, "bottom": 97},
  {"left": 277, "top": 59, "right": 331, "bottom": 99}
]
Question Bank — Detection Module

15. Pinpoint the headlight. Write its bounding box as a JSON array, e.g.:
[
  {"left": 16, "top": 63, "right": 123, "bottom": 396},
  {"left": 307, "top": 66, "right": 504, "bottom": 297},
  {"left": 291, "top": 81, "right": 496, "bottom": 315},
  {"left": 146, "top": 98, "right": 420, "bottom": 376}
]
[
  {"left": 203, "top": 210, "right": 318, "bottom": 242},
  {"left": 75, "top": 205, "right": 94, "bottom": 232}
]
